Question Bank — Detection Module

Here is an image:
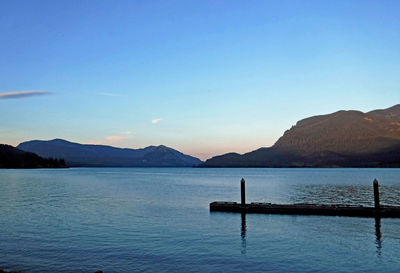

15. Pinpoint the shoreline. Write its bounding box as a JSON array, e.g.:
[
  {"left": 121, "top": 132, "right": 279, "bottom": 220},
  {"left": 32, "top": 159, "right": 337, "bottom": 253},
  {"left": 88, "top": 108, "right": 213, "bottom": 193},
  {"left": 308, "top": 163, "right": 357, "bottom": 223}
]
[{"left": 0, "top": 269, "right": 103, "bottom": 273}]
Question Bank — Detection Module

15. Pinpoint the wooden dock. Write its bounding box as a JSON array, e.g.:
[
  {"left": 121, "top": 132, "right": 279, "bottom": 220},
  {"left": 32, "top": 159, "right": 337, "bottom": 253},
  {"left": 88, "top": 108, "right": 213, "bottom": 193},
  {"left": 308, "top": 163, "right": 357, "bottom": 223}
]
[{"left": 210, "top": 179, "right": 400, "bottom": 218}]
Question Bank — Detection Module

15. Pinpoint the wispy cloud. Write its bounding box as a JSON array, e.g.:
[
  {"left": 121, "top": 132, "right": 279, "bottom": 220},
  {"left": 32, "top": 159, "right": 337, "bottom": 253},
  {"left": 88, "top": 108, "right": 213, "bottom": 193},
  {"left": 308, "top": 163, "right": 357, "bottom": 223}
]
[
  {"left": 98, "top": 92, "right": 126, "bottom": 97},
  {"left": 0, "top": 90, "right": 50, "bottom": 99},
  {"left": 105, "top": 135, "right": 127, "bottom": 144},
  {"left": 91, "top": 132, "right": 133, "bottom": 146},
  {"left": 152, "top": 118, "right": 162, "bottom": 124}
]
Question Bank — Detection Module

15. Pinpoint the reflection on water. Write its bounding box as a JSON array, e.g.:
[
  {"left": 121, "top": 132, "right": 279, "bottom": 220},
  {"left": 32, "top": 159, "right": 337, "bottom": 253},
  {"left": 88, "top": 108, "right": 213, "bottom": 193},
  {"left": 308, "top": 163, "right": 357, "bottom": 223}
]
[
  {"left": 1, "top": 168, "right": 400, "bottom": 273},
  {"left": 241, "top": 213, "right": 246, "bottom": 254},
  {"left": 375, "top": 217, "right": 382, "bottom": 257},
  {"left": 239, "top": 214, "right": 385, "bottom": 258},
  {"left": 290, "top": 185, "right": 400, "bottom": 206}
]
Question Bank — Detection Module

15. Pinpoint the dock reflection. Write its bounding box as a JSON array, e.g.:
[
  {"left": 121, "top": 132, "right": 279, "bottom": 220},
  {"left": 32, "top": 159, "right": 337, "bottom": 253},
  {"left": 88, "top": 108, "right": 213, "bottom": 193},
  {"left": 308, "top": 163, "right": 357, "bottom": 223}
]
[
  {"left": 375, "top": 217, "right": 382, "bottom": 256},
  {"left": 241, "top": 213, "right": 246, "bottom": 254},
  {"left": 238, "top": 213, "right": 384, "bottom": 256}
]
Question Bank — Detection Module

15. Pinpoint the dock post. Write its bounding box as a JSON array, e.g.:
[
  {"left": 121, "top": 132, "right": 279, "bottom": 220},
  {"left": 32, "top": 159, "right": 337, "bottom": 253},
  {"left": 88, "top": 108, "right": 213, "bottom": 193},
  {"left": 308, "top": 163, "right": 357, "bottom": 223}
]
[
  {"left": 373, "top": 179, "right": 380, "bottom": 210},
  {"left": 241, "top": 178, "right": 246, "bottom": 206}
]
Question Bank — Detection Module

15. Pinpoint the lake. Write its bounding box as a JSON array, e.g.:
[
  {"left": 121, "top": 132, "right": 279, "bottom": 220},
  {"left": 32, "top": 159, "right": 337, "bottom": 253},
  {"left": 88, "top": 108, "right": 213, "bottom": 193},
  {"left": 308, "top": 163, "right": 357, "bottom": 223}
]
[{"left": 0, "top": 168, "right": 400, "bottom": 272}]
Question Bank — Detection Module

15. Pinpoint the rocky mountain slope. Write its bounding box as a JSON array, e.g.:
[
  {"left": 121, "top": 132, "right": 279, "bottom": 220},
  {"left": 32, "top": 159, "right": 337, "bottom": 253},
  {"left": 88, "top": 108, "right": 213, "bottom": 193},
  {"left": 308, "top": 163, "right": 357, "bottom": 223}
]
[{"left": 201, "top": 105, "right": 400, "bottom": 167}]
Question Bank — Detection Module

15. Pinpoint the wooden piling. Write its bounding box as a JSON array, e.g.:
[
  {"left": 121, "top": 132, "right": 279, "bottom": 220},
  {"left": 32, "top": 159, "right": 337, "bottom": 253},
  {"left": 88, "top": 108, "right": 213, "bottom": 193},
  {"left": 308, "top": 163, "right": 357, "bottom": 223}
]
[
  {"left": 373, "top": 179, "right": 380, "bottom": 210},
  {"left": 241, "top": 178, "right": 246, "bottom": 206},
  {"left": 210, "top": 178, "right": 400, "bottom": 218}
]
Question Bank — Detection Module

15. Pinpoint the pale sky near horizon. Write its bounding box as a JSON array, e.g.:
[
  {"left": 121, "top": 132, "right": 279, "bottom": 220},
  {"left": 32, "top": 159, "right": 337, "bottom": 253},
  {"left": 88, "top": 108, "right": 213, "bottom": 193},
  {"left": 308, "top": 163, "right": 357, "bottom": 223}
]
[{"left": 1, "top": 0, "right": 399, "bottom": 160}]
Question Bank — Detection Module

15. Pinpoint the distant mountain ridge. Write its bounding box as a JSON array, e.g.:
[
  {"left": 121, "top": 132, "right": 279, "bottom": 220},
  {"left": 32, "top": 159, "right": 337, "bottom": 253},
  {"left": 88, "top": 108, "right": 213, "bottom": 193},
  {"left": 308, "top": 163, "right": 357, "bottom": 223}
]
[
  {"left": 201, "top": 104, "right": 400, "bottom": 167},
  {"left": 17, "top": 139, "right": 202, "bottom": 167},
  {"left": 0, "top": 144, "right": 67, "bottom": 168}
]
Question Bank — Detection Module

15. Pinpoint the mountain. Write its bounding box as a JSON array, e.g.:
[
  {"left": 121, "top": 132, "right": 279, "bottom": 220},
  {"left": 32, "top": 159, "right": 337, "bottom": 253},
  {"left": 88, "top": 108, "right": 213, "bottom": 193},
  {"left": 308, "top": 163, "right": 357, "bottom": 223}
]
[
  {"left": 0, "top": 144, "right": 67, "bottom": 168},
  {"left": 201, "top": 105, "right": 400, "bottom": 167},
  {"left": 17, "top": 139, "right": 202, "bottom": 167}
]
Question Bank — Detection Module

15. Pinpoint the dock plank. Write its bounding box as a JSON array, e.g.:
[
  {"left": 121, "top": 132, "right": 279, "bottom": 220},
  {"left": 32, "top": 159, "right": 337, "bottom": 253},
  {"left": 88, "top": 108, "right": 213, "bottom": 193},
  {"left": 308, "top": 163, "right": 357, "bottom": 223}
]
[{"left": 210, "top": 201, "right": 400, "bottom": 218}]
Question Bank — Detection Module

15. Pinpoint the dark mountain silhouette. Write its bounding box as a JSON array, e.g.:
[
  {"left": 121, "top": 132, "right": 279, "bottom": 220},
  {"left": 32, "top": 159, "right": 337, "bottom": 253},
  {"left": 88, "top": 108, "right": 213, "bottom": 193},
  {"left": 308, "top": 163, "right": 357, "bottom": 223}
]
[
  {"left": 201, "top": 104, "right": 400, "bottom": 167},
  {"left": 17, "top": 139, "right": 202, "bottom": 167},
  {"left": 0, "top": 144, "right": 67, "bottom": 168}
]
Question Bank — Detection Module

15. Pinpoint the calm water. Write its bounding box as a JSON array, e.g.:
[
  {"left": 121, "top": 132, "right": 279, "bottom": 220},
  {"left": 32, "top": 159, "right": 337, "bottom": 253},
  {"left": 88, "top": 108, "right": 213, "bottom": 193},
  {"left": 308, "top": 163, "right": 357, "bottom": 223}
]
[{"left": 0, "top": 168, "right": 400, "bottom": 273}]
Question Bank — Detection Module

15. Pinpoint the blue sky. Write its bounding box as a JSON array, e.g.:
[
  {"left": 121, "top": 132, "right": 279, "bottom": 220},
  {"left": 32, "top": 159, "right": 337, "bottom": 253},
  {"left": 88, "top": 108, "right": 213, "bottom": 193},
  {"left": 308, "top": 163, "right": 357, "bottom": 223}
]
[{"left": 1, "top": 0, "right": 399, "bottom": 160}]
